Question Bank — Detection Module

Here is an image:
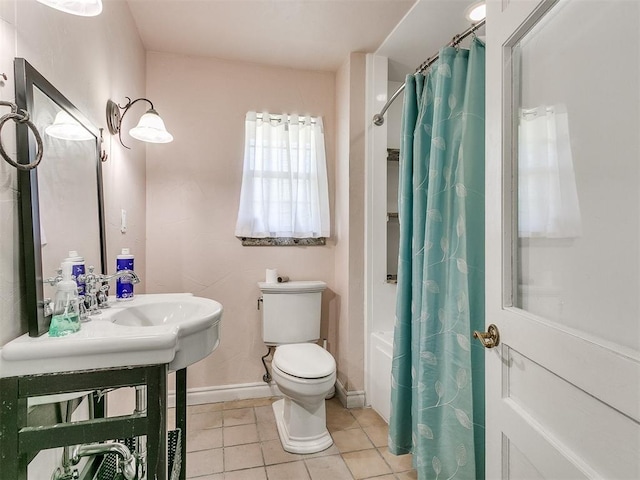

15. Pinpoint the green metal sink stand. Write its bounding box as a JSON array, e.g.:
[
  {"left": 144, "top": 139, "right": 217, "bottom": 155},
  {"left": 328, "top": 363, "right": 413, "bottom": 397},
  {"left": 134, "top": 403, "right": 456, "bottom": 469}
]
[{"left": 0, "top": 364, "right": 168, "bottom": 480}]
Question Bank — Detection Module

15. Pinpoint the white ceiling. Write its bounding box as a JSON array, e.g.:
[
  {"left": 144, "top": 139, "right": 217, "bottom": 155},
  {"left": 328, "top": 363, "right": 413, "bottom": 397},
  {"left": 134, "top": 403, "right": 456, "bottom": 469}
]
[
  {"left": 125, "top": 0, "right": 482, "bottom": 77},
  {"left": 125, "top": 0, "right": 417, "bottom": 72},
  {"left": 377, "top": 0, "right": 485, "bottom": 81}
]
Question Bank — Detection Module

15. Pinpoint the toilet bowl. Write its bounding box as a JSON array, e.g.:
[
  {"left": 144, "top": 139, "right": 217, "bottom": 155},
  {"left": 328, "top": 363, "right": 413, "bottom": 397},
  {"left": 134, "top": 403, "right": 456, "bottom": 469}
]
[
  {"left": 258, "top": 280, "right": 334, "bottom": 453},
  {"left": 271, "top": 343, "right": 336, "bottom": 454}
]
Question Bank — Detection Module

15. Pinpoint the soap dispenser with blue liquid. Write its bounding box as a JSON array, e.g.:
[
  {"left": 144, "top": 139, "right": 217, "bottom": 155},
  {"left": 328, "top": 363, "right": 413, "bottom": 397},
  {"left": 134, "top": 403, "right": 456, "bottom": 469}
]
[{"left": 48, "top": 261, "right": 82, "bottom": 337}]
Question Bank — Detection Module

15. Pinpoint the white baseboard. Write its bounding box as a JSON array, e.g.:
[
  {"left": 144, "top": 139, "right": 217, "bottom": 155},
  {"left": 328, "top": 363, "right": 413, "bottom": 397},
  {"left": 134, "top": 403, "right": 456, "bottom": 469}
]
[
  {"left": 168, "top": 381, "right": 281, "bottom": 408},
  {"left": 335, "top": 378, "right": 366, "bottom": 408},
  {"left": 167, "top": 379, "right": 366, "bottom": 410}
]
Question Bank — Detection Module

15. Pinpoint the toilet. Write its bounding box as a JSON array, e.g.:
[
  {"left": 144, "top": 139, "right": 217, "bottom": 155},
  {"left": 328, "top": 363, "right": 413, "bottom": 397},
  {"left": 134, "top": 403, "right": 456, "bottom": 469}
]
[{"left": 258, "top": 280, "right": 336, "bottom": 454}]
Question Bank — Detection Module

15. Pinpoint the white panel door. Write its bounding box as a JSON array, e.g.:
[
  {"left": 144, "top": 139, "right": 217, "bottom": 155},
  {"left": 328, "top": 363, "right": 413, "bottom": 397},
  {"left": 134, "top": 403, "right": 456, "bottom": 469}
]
[{"left": 485, "top": 1, "right": 640, "bottom": 478}]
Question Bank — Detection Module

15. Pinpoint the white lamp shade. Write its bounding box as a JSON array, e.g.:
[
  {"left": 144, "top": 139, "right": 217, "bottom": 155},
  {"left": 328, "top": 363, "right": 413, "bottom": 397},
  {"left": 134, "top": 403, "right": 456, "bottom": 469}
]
[
  {"left": 129, "top": 110, "right": 174, "bottom": 144},
  {"left": 36, "top": 0, "right": 103, "bottom": 16},
  {"left": 466, "top": 2, "right": 486, "bottom": 21},
  {"left": 45, "top": 110, "right": 93, "bottom": 141}
]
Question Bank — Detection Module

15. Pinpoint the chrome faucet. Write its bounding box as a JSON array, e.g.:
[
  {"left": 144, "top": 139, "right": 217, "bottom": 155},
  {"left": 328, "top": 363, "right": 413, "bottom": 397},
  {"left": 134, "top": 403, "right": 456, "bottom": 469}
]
[
  {"left": 46, "top": 264, "right": 141, "bottom": 316},
  {"left": 77, "top": 266, "right": 101, "bottom": 315},
  {"left": 100, "top": 269, "right": 141, "bottom": 284},
  {"left": 78, "top": 267, "right": 141, "bottom": 314}
]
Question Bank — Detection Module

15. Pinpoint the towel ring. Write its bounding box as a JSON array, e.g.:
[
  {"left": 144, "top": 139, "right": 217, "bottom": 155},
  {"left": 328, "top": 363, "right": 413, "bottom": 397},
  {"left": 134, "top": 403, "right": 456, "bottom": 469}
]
[{"left": 0, "top": 101, "right": 44, "bottom": 171}]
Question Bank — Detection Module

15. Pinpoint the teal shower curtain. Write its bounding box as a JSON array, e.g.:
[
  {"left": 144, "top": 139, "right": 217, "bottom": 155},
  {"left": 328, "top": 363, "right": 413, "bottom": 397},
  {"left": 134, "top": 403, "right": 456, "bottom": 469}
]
[{"left": 388, "top": 38, "right": 486, "bottom": 480}]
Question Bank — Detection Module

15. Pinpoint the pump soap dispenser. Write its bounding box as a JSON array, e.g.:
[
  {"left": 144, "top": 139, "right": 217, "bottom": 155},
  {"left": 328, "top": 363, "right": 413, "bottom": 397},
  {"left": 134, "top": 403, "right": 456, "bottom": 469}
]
[{"left": 48, "top": 261, "right": 82, "bottom": 337}]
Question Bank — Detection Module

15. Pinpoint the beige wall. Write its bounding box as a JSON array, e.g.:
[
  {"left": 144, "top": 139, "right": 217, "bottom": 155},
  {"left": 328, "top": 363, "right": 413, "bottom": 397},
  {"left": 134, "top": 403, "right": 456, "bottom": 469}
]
[
  {"left": 334, "top": 53, "right": 366, "bottom": 394},
  {"left": 0, "top": 0, "right": 26, "bottom": 344},
  {"left": 0, "top": 1, "right": 147, "bottom": 345},
  {"left": 145, "top": 51, "right": 339, "bottom": 389},
  {"left": 0, "top": 1, "right": 368, "bottom": 405},
  {"left": 0, "top": 0, "right": 146, "bottom": 475}
]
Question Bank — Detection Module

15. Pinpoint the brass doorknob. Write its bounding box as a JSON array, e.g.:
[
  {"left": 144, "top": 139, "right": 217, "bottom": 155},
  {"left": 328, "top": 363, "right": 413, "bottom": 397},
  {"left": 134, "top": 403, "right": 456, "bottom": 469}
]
[{"left": 473, "top": 324, "right": 500, "bottom": 349}]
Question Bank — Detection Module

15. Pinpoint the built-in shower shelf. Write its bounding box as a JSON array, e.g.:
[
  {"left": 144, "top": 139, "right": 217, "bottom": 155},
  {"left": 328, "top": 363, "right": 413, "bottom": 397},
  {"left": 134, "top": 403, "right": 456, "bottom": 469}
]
[{"left": 387, "top": 149, "right": 400, "bottom": 283}]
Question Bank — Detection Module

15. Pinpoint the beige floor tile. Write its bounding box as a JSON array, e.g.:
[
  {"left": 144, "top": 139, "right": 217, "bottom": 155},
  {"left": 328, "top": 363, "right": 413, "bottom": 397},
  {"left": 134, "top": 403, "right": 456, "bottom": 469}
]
[
  {"left": 326, "top": 408, "right": 360, "bottom": 432},
  {"left": 304, "top": 443, "right": 340, "bottom": 459},
  {"left": 363, "top": 424, "right": 389, "bottom": 448},
  {"left": 342, "top": 449, "right": 392, "bottom": 479},
  {"left": 189, "top": 402, "right": 224, "bottom": 414},
  {"left": 182, "top": 397, "right": 405, "bottom": 480},
  {"left": 223, "top": 407, "right": 256, "bottom": 426},
  {"left": 186, "top": 474, "right": 223, "bottom": 480},
  {"left": 266, "top": 460, "right": 311, "bottom": 479},
  {"left": 378, "top": 448, "right": 413, "bottom": 472},
  {"left": 224, "top": 466, "right": 267, "bottom": 480},
  {"left": 325, "top": 397, "right": 346, "bottom": 412},
  {"left": 185, "top": 448, "right": 224, "bottom": 477},
  {"left": 223, "top": 398, "right": 260, "bottom": 410},
  {"left": 223, "top": 423, "right": 260, "bottom": 446},
  {"left": 305, "top": 454, "right": 354, "bottom": 480},
  {"left": 187, "top": 427, "right": 222, "bottom": 452},
  {"left": 223, "top": 397, "right": 275, "bottom": 410},
  {"left": 351, "top": 408, "right": 387, "bottom": 428},
  {"left": 255, "top": 397, "right": 278, "bottom": 406},
  {"left": 396, "top": 469, "right": 418, "bottom": 480},
  {"left": 255, "top": 404, "right": 276, "bottom": 424},
  {"left": 189, "top": 410, "right": 223, "bottom": 430},
  {"left": 257, "top": 419, "right": 279, "bottom": 441},
  {"left": 224, "top": 442, "right": 264, "bottom": 471},
  {"left": 331, "top": 428, "right": 375, "bottom": 453},
  {"left": 261, "top": 438, "right": 304, "bottom": 465}
]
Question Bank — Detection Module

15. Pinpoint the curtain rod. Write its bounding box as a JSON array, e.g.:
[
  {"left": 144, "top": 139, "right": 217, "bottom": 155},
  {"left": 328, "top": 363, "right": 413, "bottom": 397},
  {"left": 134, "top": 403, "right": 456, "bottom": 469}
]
[
  {"left": 372, "top": 19, "right": 486, "bottom": 127},
  {"left": 255, "top": 113, "right": 317, "bottom": 125}
]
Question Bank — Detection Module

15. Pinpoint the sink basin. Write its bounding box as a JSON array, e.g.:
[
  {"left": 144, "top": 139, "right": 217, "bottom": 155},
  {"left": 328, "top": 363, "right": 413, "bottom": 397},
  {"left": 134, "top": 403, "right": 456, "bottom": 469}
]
[
  {"left": 0, "top": 294, "right": 223, "bottom": 377},
  {"left": 110, "top": 295, "right": 223, "bottom": 371}
]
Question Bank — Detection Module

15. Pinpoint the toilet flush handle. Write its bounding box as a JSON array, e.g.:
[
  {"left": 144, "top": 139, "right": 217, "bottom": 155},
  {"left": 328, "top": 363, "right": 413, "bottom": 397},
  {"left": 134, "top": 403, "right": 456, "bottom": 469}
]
[{"left": 257, "top": 296, "right": 263, "bottom": 310}]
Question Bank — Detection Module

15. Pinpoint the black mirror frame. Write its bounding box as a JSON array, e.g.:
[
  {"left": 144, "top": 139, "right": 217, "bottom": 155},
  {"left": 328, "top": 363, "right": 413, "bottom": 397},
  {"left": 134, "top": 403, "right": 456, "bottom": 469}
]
[{"left": 14, "top": 58, "right": 107, "bottom": 337}]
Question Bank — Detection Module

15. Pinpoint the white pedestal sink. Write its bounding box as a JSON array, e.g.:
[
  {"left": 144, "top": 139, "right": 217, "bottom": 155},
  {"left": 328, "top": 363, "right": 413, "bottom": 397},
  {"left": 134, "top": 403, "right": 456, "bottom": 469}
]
[{"left": 0, "top": 293, "right": 223, "bottom": 378}]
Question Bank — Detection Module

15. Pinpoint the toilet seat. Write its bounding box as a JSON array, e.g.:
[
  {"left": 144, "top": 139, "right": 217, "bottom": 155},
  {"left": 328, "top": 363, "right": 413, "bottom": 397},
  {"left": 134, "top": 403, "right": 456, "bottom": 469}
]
[{"left": 273, "top": 343, "right": 335, "bottom": 379}]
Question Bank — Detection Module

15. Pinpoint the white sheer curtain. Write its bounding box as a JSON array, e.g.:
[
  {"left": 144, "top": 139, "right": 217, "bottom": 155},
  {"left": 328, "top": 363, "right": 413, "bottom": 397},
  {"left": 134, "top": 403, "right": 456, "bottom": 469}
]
[
  {"left": 518, "top": 105, "right": 582, "bottom": 238},
  {"left": 235, "top": 111, "right": 330, "bottom": 238}
]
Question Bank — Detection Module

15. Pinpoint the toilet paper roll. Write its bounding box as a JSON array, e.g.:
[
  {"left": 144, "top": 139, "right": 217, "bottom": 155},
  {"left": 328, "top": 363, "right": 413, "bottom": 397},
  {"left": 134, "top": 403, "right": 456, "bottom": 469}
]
[
  {"left": 277, "top": 275, "right": 289, "bottom": 283},
  {"left": 266, "top": 268, "right": 278, "bottom": 283}
]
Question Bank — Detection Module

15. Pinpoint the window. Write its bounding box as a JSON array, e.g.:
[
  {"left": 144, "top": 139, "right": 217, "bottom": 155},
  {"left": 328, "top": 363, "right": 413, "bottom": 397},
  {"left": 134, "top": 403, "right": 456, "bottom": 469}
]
[
  {"left": 518, "top": 105, "right": 581, "bottom": 238},
  {"left": 235, "top": 111, "right": 330, "bottom": 243}
]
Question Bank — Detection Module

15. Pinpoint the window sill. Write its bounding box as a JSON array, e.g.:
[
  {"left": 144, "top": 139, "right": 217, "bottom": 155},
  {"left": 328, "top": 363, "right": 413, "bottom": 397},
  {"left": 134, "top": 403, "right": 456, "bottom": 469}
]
[{"left": 238, "top": 237, "right": 326, "bottom": 247}]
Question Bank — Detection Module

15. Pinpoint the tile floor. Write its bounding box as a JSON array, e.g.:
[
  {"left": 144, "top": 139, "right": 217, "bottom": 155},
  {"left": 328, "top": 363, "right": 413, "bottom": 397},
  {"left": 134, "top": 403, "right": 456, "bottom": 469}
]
[{"left": 168, "top": 396, "right": 416, "bottom": 480}]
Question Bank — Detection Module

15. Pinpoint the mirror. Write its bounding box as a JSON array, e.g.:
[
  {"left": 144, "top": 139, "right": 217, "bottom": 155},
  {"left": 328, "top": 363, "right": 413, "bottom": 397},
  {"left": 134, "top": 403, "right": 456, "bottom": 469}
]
[{"left": 15, "top": 58, "right": 106, "bottom": 337}]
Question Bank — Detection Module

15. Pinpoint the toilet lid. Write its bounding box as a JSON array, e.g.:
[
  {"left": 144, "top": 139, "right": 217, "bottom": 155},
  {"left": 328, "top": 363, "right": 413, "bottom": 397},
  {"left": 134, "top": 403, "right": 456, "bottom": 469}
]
[{"left": 273, "top": 344, "right": 336, "bottom": 379}]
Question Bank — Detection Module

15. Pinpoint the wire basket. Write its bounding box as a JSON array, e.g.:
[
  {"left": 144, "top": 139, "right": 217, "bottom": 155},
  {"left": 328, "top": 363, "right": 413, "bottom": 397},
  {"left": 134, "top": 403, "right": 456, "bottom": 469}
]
[
  {"left": 93, "top": 429, "right": 182, "bottom": 480},
  {"left": 168, "top": 428, "right": 182, "bottom": 480}
]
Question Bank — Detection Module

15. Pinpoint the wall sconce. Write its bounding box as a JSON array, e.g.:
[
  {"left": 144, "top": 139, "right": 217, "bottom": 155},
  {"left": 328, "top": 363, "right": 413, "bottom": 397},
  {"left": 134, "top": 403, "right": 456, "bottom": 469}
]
[
  {"left": 106, "top": 97, "right": 173, "bottom": 149},
  {"left": 45, "top": 110, "right": 94, "bottom": 141},
  {"left": 36, "top": 0, "right": 103, "bottom": 17}
]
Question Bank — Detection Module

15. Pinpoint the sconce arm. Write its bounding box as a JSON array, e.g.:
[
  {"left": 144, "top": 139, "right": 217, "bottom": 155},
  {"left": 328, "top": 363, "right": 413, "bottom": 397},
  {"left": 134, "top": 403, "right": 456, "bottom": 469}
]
[{"left": 106, "top": 97, "right": 155, "bottom": 149}]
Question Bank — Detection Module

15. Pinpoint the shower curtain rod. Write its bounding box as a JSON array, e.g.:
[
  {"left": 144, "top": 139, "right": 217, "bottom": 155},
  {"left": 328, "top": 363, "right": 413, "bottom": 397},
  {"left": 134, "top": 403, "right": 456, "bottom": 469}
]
[{"left": 372, "top": 19, "right": 486, "bottom": 126}]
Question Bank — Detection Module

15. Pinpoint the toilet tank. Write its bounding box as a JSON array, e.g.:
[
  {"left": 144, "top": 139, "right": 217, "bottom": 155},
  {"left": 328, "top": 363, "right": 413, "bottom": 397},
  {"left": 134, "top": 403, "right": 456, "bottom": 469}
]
[{"left": 258, "top": 281, "right": 327, "bottom": 346}]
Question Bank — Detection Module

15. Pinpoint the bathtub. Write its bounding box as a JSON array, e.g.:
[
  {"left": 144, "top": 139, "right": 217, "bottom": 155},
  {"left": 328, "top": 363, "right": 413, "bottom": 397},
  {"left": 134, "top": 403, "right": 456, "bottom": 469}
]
[{"left": 369, "top": 330, "right": 393, "bottom": 423}]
